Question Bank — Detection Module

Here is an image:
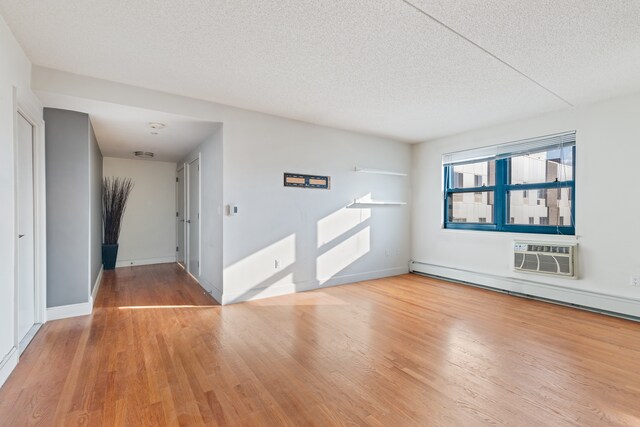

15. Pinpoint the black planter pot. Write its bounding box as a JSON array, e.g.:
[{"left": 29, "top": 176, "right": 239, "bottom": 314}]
[{"left": 102, "top": 243, "right": 119, "bottom": 270}]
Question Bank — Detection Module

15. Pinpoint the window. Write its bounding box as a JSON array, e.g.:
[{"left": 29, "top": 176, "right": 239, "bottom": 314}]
[
  {"left": 443, "top": 132, "right": 575, "bottom": 234},
  {"left": 447, "top": 191, "right": 494, "bottom": 224}
]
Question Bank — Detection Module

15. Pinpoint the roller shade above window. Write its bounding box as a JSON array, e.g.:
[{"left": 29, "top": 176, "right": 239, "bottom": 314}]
[{"left": 442, "top": 131, "right": 576, "bottom": 166}]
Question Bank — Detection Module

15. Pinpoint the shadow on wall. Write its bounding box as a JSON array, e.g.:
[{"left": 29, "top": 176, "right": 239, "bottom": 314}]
[{"left": 223, "top": 194, "right": 374, "bottom": 304}]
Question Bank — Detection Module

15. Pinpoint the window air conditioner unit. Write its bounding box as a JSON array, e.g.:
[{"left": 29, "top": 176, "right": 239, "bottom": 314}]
[{"left": 514, "top": 241, "right": 577, "bottom": 278}]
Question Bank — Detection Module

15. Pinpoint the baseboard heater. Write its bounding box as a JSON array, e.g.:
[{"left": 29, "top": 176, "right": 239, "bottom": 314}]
[{"left": 409, "top": 268, "right": 639, "bottom": 323}]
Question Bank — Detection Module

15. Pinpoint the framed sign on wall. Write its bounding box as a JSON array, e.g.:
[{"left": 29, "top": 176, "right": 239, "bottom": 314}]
[{"left": 284, "top": 173, "right": 330, "bottom": 189}]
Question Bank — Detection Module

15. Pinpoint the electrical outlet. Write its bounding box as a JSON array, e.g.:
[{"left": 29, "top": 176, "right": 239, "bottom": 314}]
[{"left": 632, "top": 275, "right": 640, "bottom": 287}]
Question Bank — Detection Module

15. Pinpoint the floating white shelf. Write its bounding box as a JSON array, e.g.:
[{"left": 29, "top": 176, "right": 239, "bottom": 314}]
[
  {"left": 354, "top": 167, "right": 407, "bottom": 177},
  {"left": 347, "top": 200, "right": 407, "bottom": 208}
]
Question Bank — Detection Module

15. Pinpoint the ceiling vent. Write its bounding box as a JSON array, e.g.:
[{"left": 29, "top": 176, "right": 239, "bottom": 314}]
[{"left": 134, "top": 151, "right": 154, "bottom": 158}]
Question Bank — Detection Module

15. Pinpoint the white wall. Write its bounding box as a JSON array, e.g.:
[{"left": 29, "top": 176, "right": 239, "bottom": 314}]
[
  {"left": 103, "top": 157, "right": 177, "bottom": 267},
  {"left": 412, "top": 91, "right": 640, "bottom": 317},
  {"left": 0, "top": 15, "right": 41, "bottom": 386},
  {"left": 221, "top": 108, "right": 411, "bottom": 304},
  {"left": 180, "top": 126, "right": 223, "bottom": 302},
  {"left": 180, "top": 107, "right": 411, "bottom": 305}
]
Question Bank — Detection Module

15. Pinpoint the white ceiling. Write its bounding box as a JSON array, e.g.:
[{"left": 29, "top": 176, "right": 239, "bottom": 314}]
[
  {"left": 2, "top": 0, "right": 640, "bottom": 142},
  {"left": 37, "top": 92, "right": 220, "bottom": 162}
]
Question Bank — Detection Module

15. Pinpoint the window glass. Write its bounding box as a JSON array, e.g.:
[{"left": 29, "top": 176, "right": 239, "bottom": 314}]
[
  {"left": 510, "top": 146, "right": 573, "bottom": 184},
  {"left": 451, "top": 160, "right": 495, "bottom": 188},
  {"left": 508, "top": 189, "right": 572, "bottom": 226},
  {"left": 448, "top": 191, "right": 494, "bottom": 224}
]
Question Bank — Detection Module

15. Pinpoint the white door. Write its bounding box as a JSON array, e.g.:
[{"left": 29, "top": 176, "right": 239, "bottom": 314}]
[
  {"left": 176, "top": 167, "right": 185, "bottom": 267},
  {"left": 187, "top": 158, "right": 200, "bottom": 277},
  {"left": 16, "top": 113, "right": 36, "bottom": 344}
]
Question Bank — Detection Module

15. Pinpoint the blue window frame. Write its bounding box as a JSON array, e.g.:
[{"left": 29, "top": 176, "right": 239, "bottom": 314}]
[{"left": 443, "top": 133, "right": 575, "bottom": 235}]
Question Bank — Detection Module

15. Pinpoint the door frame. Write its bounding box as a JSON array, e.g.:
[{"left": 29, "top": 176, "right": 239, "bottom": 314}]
[
  {"left": 176, "top": 165, "right": 186, "bottom": 268},
  {"left": 186, "top": 155, "right": 201, "bottom": 278},
  {"left": 13, "top": 87, "right": 46, "bottom": 353}
]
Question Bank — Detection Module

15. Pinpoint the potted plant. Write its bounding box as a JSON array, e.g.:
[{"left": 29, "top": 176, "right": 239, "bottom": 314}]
[{"left": 102, "top": 177, "right": 134, "bottom": 270}]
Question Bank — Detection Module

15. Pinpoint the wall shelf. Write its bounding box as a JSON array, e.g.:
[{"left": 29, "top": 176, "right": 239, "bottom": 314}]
[
  {"left": 354, "top": 167, "right": 407, "bottom": 177},
  {"left": 347, "top": 200, "right": 407, "bottom": 208}
]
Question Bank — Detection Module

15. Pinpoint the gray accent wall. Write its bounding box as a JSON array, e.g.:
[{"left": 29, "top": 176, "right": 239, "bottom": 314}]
[
  {"left": 89, "top": 122, "right": 103, "bottom": 292},
  {"left": 44, "top": 108, "right": 99, "bottom": 307}
]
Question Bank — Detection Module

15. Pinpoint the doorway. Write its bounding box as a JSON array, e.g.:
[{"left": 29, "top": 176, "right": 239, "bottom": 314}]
[
  {"left": 187, "top": 157, "right": 200, "bottom": 278},
  {"left": 176, "top": 167, "right": 186, "bottom": 268},
  {"left": 15, "top": 108, "right": 43, "bottom": 354}
]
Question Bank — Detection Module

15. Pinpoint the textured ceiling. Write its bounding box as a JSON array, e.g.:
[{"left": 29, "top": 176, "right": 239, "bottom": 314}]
[
  {"left": 410, "top": 0, "right": 640, "bottom": 106},
  {"left": 37, "top": 92, "right": 220, "bottom": 162},
  {"left": 1, "top": 0, "right": 639, "bottom": 142}
]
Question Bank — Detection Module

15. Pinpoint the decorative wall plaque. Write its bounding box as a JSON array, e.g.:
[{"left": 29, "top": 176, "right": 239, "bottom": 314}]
[{"left": 284, "top": 173, "right": 330, "bottom": 189}]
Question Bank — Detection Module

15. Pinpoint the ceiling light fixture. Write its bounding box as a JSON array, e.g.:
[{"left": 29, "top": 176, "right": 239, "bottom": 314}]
[
  {"left": 149, "top": 122, "right": 166, "bottom": 129},
  {"left": 134, "top": 151, "right": 154, "bottom": 158}
]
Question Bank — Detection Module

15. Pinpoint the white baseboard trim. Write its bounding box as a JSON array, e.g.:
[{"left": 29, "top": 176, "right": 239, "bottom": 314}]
[
  {"left": 410, "top": 261, "right": 640, "bottom": 319},
  {"left": 0, "top": 347, "right": 18, "bottom": 388},
  {"left": 319, "top": 266, "right": 408, "bottom": 288},
  {"left": 19, "top": 323, "right": 43, "bottom": 355},
  {"left": 192, "top": 276, "right": 223, "bottom": 304},
  {"left": 115, "top": 256, "right": 176, "bottom": 268},
  {"left": 208, "top": 284, "right": 223, "bottom": 305},
  {"left": 46, "top": 300, "right": 93, "bottom": 321},
  {"left": 222, "top": 266, "right": 408, "bottom": 305},
  {"left": 91, "top": 266, "right": 104, "bottom": 303}
]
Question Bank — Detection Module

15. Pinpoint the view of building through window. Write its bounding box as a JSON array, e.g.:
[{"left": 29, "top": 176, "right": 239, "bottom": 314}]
[
  {"left": 449, "top": 190, "right": 494, "bottom": 223},
  {"left": 508, "top": 188, "right": 572, "bottom": 226},
  {"left": 451, "top": 160, "right": 495, "bottom": 188},
  {"left": 449, "top": 160, "right": 495, "bottom": 223}
]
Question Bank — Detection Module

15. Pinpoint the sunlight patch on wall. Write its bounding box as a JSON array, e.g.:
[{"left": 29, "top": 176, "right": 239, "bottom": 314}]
[
  {"left": 317, "top": 196, "right": 371, "bottom": 247},
  {"left": 317, "top": 226, "right": 370, "bottom": 285},
  {"left": 226, "top": 234, "right": 296, "bottom": 290}
]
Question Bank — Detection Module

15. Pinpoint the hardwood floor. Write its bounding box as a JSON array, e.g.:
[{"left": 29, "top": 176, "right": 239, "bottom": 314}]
[{"left": 1, "top": 263, "right": 639, "bottom": 426}]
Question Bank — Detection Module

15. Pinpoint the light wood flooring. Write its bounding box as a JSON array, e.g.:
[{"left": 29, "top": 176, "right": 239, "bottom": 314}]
[{"left": 0, "top": 263, "right": 639, "bottom": 426}]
